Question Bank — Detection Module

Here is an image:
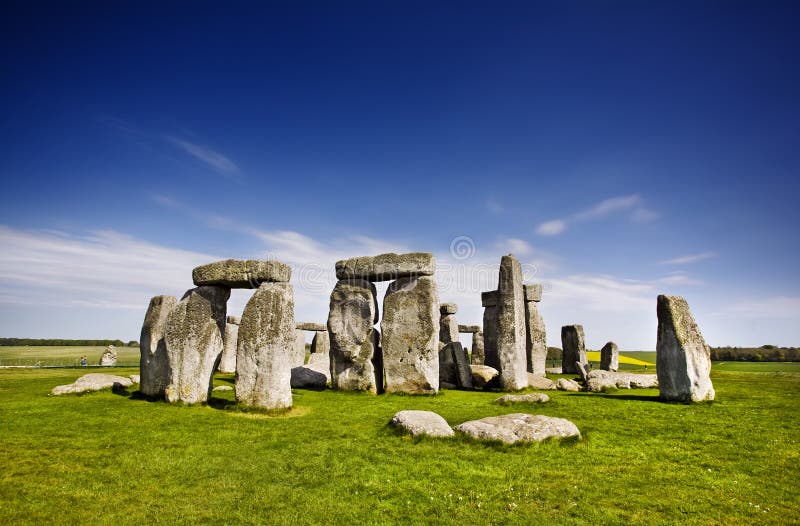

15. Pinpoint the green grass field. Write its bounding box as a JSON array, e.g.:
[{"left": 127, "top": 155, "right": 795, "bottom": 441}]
[
  {"left": 0, "top": 346, "right": 140, "bottom": 367},
  {"left": 1, "top": 365, "right": 798, "bottom": 525}
]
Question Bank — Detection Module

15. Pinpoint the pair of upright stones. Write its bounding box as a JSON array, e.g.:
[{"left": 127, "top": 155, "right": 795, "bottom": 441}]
[
  {"left": 328, "top": 252, "right": 439, "bottom": 394},
  {"left": 438, "top": 303, "right": 474, "bottom": 389},
  {"left": 481, "top": 255, "right": 546, "bottom": 390},
  {"left": 561, "top": 325, "right": 619, "bottom": 374},
  {"left": 139, "top": 259, "right": 296, "bottom": 410}
]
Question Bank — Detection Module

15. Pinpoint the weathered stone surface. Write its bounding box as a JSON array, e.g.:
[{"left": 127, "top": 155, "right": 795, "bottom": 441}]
[
  {"left": 52, "top": 373, "right": 133, "bottom": 395},
  {"left": 525, "top": 300, "right": 547, "bottom": 375},
  {"left": 496, "top": 255, "right": 528, "bottom": 390},
  {"left": 556, "top": 378, "right": 582, "bottom": 392},
  {"left": 139, "top": 295, "right": 177, "bottom": 398},
  {"left": 481, "top": 290, "right": 498, "bottom": 307},
  {"left": 657, "top": 295, "right": 715, "bottom": 402},
  {"left": 310, "top": 330, "right": 330, "bottom": 356},
  {"left": 439, "top": 342, "right": 472, "bottom": 389},
  {"left": 458, "top": 324, "right": 481, "bottom": 333},
  {"left": 439, "top": 311, "right": 459, "bottom": 345},
  {"left": 440, "top": 303, "right": 458, "bottom": 315},
  {"left": 390, "top": 410, "right": 454, "bottom": 438},
  {"left": 576, "top": 361, "right": 590, "bottom": 382},
  {"left": 129, "top": 374, "right": 140, "bottom": 384},
  {"left": 381, "top": 276, "right": 439, "bottom": 394},
  {"left": 292, "top": 329, "right": 307, "bottom": 367},
  {"left": 585, "top": 370, "right": 659, "bottom": 392},
  {"left": 217, "top": 322, "right": 238, "bottom": 373},
  {"left": 524, "top": 284, "right": 543, "bottom": 302},
  {"left": 307, "top": 352, "right": 331, "bottom": 371},
  {"left": 561, "top": 325, "right": 587, "bottom": 374},
  {"left": 483, "top": 306, "right": 498, "bottom": 367},
  {"left": 455, "top": 413, "right": 580, "bottom": 444},
  {"left": 335, "top": 252, "right": 435, "bottom": 281},
  {"left": 527, "top": 373, "right": 557, "bottom": 390},
  {"left": 192, "top": 259, "right": 291, "bottom": 288},
  {"left": 99, "top": 345, "right": 117, "bottom": 366},
  {"left": 600, "top": 341, "right": 619, "bottom": 371},
  {"left": 290, "top": 364, "right": 328, "bottom": 389},
  {"left": 296, "top": 322, "right": 326, "bottom": 332},
  {"left": 328, "top": 279, "right": 381, "bottom": 393},
  {"left": 495, "top": 393, "right": 550, "bottom": 404},
  {"left": 227, "top": 315, "right": 241, "bottom": 325},
  {"left": 164, "top": 286, "right": 229, "bottom": 404},
  {"left": 236, "top": 282, "right": 295, "bottom": 409},
  {"left": 470, "top": 364, "right": 499, "bottom": 388},
  {"left": 471, "top": 331, "right": 485, "bottom": 365},
  {"left": 545, "top": 367, "right": 563, "bottom": 374}
]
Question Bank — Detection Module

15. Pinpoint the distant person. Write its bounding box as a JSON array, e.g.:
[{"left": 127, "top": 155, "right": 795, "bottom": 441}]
[{"left": 80, "top": 356, "right": 88, "bottom": 367}]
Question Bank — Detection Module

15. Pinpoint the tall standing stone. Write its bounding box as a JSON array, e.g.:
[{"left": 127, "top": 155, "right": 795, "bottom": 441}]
[
  {"left": 382, "top": 276, "right": 440, "bottom": 394},
  {"left": 310, "top": 330, "right": 330, "bottom": 356},
  {"left": 236, "top": 282, "right": 296, "bottom": 409},
  {"left": 524, "top": 284, "right": 547, "bottom": 375},
  {"left": 471, "top": 331, "right": 485, "bottom": 365},
  {"left": 600, "top": 341, "right": 619, "bottom": 372},
  {"left": 496, "top": 255, "right": 528, "bottom": 390},
  {"left": 656, "top": 295, "right": 714, "bottom": 402},
  {"left": 482, "top": 291, "right": 499, "bottom": 369},
  {"left": 561, "top": 325, "right": 587, "bottom": 375},
  {"left": 218, "top": 316, "right": 240, "bottom": 374},
  {"left": 139, "top": 295, "right": 178, "bottom": 398},
  {"left": 327, "top": 279, "right": 381, "bottom": 393},
  {"left": 439, "top": 303, "right": 459, "bottom": 344},
  {"left": 164, "top": 286, "right": 229, "bottom": 404},
  {"left": 293, "top": 329, "right": 307, "bottom": 367}
]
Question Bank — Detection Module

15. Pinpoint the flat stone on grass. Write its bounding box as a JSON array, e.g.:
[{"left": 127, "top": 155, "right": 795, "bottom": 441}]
[
  {"left": 494, "top": 393, "right": 550, "bottom": 404},
  {"left": 455, "top": 413, "right": 580, "bottom": 444},
  {"left": 52, "top": 373, "right": 133, "bottom": 395},
  {"left": 390, "top": 410, "right": 454, "bottom": 438}
]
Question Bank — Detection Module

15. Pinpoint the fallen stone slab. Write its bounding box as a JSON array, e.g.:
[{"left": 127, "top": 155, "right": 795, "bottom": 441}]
[
  {"left": 585, "top": 370, "right": 659, "bottom": 392},
  {"left": 192, "top": 259, "right": 291, "bottom": 288},
  {"left": 296, "top": 322, "right": 326, "bottom": 332},
  {"left": 527, "top": 373, "right": 556, "bottom": 390},
  {"left": 495, "top": 393, "right": 550, "bottom": 404},
  {"left": 290, "top": 364, "right": 328, "bottom": 389},
  {"left": 213, "top": 385, "right": 233, "bottom": 391},
  {"left": 129, "top": 374, "right": 140, "bottom": 384},
  {"left": 470, "top": 364, "right": 499, "bottom": 389},
  {"left": 335, "top": 252, "right": 435, "bottom": 281},
  {"left": 52, "top": 373, "right": 133, "bottom": 395},
  {"left": 455, "top": 413, "right": 580, "bottom": 444},
  {"left": 458, "top": 324, "right": 481, "bottom": 333},
  {"left": 390, "top": 410, "right": 454, "bottom": 438},
  {"left": 545, "top": 367, "right": 562, "bottom": 374},
  {"left": 556, "top": 378, "right": 581, "bottom": 392}
]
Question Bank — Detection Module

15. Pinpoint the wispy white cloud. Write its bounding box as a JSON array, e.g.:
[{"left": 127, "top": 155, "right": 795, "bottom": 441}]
[
  {"left": 536, "top": 219, "right": 567, "bottom": 236},
  {"left": 660, "top": 251, "right": 717, "bottom": 265},
  {"left": 573, "top": 194, "right": 642, "bottom": 221},
  {"left": 631, "top": 207, "right": 659, "bottom": 223},
  {"left": 722, "top": 296, "right": 800, "bottom": 320},
  {"left": 536, "top": 193, "right": 657, "bottom": 236},
  {"left": 165, "top": 136, "right": 240, "bottom": 179},
  {"left": 486, "top": 197, "right": 505, "bottom": 214},
  {"left": 495, "top": 238, "right": 533, "bottom": 256}
]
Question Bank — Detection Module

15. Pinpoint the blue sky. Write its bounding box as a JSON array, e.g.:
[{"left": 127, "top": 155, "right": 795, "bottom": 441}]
[{"left": 1, "top": 1, "right": 798, "bottom": 349}]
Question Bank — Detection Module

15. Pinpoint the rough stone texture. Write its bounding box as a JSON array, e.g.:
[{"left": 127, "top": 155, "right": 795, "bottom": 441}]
[
  {"left": 600, "top": 341, "right": 619, "bottom": 372},
  {"left": 585, "top": 370, "right": 659, "bottom": 392},
  {"left": 296, "top": 322, "right": 326, "bottom": 332},
  {"left": 495, "top": 393, "right": 550, "bottom": 404},
  {"left": 524, "top": 284, "right": 543, "bottom": 302},
  {"left": 307, "top": 352, "right": 331, "bottom": 370},
  {"left": 525, "top": 300, "right": 547, "bottom": 375},
  {"left": 439, "top": 342, "right": 472, "bottom": 389},
  {"left": 561, "top": 325, "right": 587, "bottom": 375},
  {"left": 458, "top": 324, "right": 481, "bottom": 333},
  {"left": 164, "top": 286, "right": 229, "bottom": 404},
  {"left": 455, "top": 413, "right": 580, "bottom": 444},
  {"left": 290, "top": 364, "right": 328, "bottom": 389},
  {"left": 227, "top": 316, "right": 241, "bottom": 325},
  {"left": 481, "top": 290, "right": 499, "bottom": 307},
  {"left": 310, "top": 330, "right": 330, "bottom": 355},
  {"left": 657, "top": 295, "right": 715, "bottom": 402},
  {"left": 217, "top": 322, "right": 239, "bottom": 374},
  {"left": 440, "top": 303, "right": 458, "bottom": 315},
  {"left": 52, "top": 373, "right": 133, "bottom": 395},
  {"left": 483, "top": 306, "right": 498, "bottom": 368},
  {"left": 99, "top": 345, "right": 117, "bottom": 366},
  {"left": 470, "top": 364, "right": 499, "bottom": 388},
  {"left": 527, "top": 373, "right": 557, "bottom": 390},
  {"left": 236, "top": 282, "right": 295, "bottom": 410},
  {"left": 556, "top": 378, "right": 582, "bottom": 392},
  {"left": 381, "top": 276, "right": 440, "bottom": 394},
  {"left": 328, "top": 279, "right": 381, "bottom": 393},
  {"left": 470, "top": 331, "right": 485, "bottom": 365},
  {"left": 139, "top": 295, "right": 177, "bottom": 398},
  {"left": 496, "top": 255, "right": 528, "bottom": 390},
  {"left": 545, "top": 367, "right": 563, "bottom": 374},
  {"left": 390, "top": 410, "right": 454, "bottom": 438},
  {"left": 335, "top": 252, "right": 435, "bottom": 281},
  {"left": 439, "top": 311, "right": 459, "bottom": 345},
  {"left": 192, "top": 259, "right": 291, "bottom": 288},
  {"left": 576, "top": 361, "right": 590, "bottom": 382},
  {"left": 292, "top": 329, "right": 307, "bottom": 367}
]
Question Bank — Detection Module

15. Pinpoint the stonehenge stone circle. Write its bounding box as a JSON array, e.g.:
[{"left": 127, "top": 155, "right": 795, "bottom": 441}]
[
  {"left": 656, "top": 295, "right": 715, "bottom": 402},
  {"left": 495, "top": 255, "right": 528, "bottom": 390},
  {"left": 217, "top": 316, "right": 240, "bottom": 374},
  {"left": 524, "top": 290, "right": 547, "bottom": 375},
  {"left": 99, "top": 345, "right": 117, "bottom": 366},
  {"left": 455, "top": 413, "right": 580, "bottom": 444},
  {"left": 192, "top": 259, "right": 291, "bottom": 288},
  {"left": 439, "top": 303, "right": 459, "bottom": 344},
  {"left": 382, "top": 276, "right": 440, "bottom": 394},
  {"left": 561, "top": 324, "right": 587, "bottom": 375},
  {"left": 328, "top": 279, "right": 382, "bottom": 393},
  {"left": 164, "top": 286, "right": 229, "bottom": 404},
  {"left": 600, "top": 341, "right": 619, "bottom": 372},
  {"left": 335, "top": 252, "right": 435, "bottom": 281},
  {"left": 139, "top": 295, "right": 177, "bottom": 397},
  {"left": 236, "top": 282, "right": 296, "bottom": 410}
]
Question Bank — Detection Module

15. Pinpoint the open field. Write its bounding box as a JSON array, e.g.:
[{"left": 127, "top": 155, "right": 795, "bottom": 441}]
[
  {"left": 1, "top": 367, "right": 798, "bottom": 525},
  {"left": 0, "top": 346, "right": 140, "bottom": 367}
]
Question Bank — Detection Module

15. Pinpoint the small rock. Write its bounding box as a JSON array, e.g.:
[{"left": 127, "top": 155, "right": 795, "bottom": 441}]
[
  {"left": 455, "top": 413, "right": 580, "bottom": 444},
  {"left": 129, "top": 374, "right": 140, "bottom": 384},
  {"left": 52, "top": 373, "right": 133, "bottom": 395},
  {"left": 556, "top": 378, "right": 581, "bottom": 392},
  {"left": 495, "top": 393, "right": 550, "bottom": 404},
  {"left": 290, "top": 364, "right": 329, "bottom": 389},
  {"left": 545, "top": 367, "right": 562, "bottom": 374},
  {"left": 470, "top": 364, "right": 499, "bottom": 388},
  {"left": 390, "top": 410, "right": 454, "bottom": 438},
  {"left": 585, "top": 370, "right": 659, "bottom": 392}
]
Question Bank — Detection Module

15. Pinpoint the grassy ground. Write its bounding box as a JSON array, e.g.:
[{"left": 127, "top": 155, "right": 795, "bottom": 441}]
[
  {"left": 1, "top": 366, "right": 798, "bottom": 525},
  {"left": 0, "top": 346, "right": 140, "bottom": 367}
]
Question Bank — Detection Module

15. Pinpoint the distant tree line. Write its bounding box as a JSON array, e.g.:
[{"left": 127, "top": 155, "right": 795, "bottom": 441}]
[
  {"left": 0, "top": 338, "right": 138, "bottom": 347},
  {"left": 710, "top": 345, "right": 800, "bottom": 362}
]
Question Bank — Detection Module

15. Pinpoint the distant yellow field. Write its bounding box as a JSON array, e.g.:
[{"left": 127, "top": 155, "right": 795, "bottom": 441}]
[{"left": 586, "top": 351, "right": 655, "bottom": 366}]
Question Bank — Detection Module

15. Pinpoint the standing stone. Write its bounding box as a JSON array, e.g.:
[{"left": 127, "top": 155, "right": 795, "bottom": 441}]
[
  {"left": 439, "top": 303, "right": 459, "bottom": 344},
  {"left": 218, "top": 316, "right": 240, "bottom": 374},
  {"left": 382, "top": 276, "right": 440, "bottom": 394},
  {"left": 656, "top": 295, "right": 714, "bottom": 402},
  {"left": 164, "top": 286, "right": 229, "bottom": 404},
  {"left": 482, "top": 291, "right": 498, "bottom": 368},
  {"left": 524, "top": 295, "right": 547, "bottom": 375},
  {"left": 310, "top": 330, "right": 330, "bottom": 356},
  {"left": 328, "top": 279, "right": 381, "bottom": 393},
  {"left": 471, "top": 331, "right": 485, "bottom": 365},
  {"left": 496, "top": 255, "right": 528, "bottom": 390},
  {"left": 293, "top": 329, "right": 307, "bottom": 367},
  {"left": 99, "top": 345, "right": 117, "bottom": 366},
  {"left": 139, "top": 295, "right": 177, "bottom": 397},
  {"left": 600, "top": 341, "right": 619, "bottom": 372},
  {"left": 561, "top": 325, "right": 587, "bottom": 375},
  {"left": 236, "top": 282, "right": 296, "bottom": 409}
]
